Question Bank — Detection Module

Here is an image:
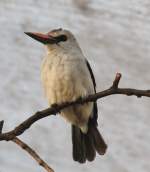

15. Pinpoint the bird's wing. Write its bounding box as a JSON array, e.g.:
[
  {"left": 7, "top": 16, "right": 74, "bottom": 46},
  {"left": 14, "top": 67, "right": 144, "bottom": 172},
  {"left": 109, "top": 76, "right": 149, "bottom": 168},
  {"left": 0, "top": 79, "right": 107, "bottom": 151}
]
[
  {"left": 85, "top": 60, "right": 96, "bottom": 93},
  {"left": 85, "top": 59, "right": 98, "bottom": 126}
]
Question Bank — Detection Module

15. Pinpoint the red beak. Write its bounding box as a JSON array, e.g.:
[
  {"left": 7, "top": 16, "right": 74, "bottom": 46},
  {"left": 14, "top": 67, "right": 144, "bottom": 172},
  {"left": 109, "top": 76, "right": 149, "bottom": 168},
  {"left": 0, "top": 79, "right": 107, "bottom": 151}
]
[{"left": 24, "top": 32, "right": 57, "bottom": 44}]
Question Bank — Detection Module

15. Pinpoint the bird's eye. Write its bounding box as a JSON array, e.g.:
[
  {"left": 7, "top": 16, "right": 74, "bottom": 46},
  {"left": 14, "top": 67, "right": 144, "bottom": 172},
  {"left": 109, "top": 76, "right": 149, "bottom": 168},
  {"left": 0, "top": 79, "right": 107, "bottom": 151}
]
[{"left": 56, "top": 35, "right": 67, "bottom": 42}]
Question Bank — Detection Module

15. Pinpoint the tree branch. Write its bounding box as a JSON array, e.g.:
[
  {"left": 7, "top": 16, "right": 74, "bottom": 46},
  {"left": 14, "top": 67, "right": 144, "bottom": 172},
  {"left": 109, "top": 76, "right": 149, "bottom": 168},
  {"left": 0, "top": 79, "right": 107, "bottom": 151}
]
[
  {"left": 1, "top": 73, "right": 150, "bottom": 172},
  {"left": 12, "top": 137, "right": 54, "bottom": 172},
  {"left": 111, "top": 73, "right": 122, "bottom": 88},
  {"left": 0, "top": 73, "right": 150, "bottom": 141}
]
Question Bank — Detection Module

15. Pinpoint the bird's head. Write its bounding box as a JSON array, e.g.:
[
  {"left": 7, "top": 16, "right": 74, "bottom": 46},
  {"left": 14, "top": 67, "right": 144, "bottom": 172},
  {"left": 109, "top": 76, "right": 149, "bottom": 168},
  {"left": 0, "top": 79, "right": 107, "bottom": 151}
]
[{"left": 25, "top": 28, "right": 80, "bottom": 52}]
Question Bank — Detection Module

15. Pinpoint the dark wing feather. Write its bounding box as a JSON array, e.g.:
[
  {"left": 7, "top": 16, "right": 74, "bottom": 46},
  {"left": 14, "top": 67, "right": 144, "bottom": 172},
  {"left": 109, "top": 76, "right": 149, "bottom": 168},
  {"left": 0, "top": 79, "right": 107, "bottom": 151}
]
[
  {"left": 71, "top": 60, "right": 107, "bottom": 163},
  {"left": 85, "top": 59, "right": 98, "bottom": 126},
  {"left": 85, "top": 60, "right": 96, "bottom": 93}
]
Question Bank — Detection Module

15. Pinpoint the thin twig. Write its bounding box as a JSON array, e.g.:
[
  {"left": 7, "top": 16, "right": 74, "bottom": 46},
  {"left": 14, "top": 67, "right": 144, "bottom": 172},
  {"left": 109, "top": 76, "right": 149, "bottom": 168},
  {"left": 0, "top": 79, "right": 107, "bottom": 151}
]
[
  {"left": 112, "top": 73, "right": 122, "bottom": 88},
  {"left": 0, "top": 73, "right": 150, "bottom": 141},
  {"left": 12, "top": 137, "right": 54, "bottom": 172}
]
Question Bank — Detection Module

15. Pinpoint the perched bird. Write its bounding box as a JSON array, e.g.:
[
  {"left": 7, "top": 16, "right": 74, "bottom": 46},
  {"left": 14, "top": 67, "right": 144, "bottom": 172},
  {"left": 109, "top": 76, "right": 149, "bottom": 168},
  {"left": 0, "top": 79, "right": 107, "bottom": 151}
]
[{"left": 25, "top": 28, "right": 107, "bottom": 163}]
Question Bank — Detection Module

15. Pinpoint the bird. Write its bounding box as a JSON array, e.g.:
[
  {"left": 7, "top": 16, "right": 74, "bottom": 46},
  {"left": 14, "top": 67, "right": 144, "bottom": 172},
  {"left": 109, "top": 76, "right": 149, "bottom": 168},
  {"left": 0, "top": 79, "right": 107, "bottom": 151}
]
[{"left": 25, "top": 28, "right": 107, "bottom": 163}]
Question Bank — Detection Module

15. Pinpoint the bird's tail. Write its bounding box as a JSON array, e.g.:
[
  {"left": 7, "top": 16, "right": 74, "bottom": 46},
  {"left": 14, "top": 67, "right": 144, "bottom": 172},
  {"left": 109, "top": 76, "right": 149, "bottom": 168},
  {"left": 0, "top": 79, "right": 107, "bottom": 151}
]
[{"left": 72, "top": 120, "right": 107, "bottom": 163}]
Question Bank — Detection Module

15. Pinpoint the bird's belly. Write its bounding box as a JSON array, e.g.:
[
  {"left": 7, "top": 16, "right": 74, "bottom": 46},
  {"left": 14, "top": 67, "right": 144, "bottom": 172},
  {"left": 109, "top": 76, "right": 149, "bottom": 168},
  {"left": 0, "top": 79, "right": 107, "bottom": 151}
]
[
  {"left": 43, "top": 68, "right": 79, "bottom": 104},
  {"left": 41, "top": 58, "right": 94, "bottom": 129},
  {"left": 42, "top": 61, "right": 92, "bottom": 103}
]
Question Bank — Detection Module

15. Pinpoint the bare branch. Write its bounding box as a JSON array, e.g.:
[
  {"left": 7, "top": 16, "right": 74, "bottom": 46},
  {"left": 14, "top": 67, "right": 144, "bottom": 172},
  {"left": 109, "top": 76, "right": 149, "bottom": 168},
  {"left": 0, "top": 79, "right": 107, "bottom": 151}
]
[
  {"left": 0, "top": 73, "right": 150, "bottom": 172},
  {"left": 112, "top": 73, "right": 122, "bottom": 89},
  {"left": 0, "top": 73, "right": 150, "bottom": 142},
  {"left": 12, "top": 137, "right": 54, "bottom": 172}
]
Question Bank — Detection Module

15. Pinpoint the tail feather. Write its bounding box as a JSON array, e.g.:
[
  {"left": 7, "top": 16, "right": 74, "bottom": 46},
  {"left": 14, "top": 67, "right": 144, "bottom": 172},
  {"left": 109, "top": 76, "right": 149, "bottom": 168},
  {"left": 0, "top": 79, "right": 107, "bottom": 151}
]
[
  {"left": 72, "top": 121, "right": 107, "bottom": 163},
  {"left": 90, "top": 124, "right": 107, "bottom": 155},
  {"left": 84, "top": 130, "right": 96, "bottom": 161},
  {"left": 72, "top": 125, "right": 86, "bottom": 163}
]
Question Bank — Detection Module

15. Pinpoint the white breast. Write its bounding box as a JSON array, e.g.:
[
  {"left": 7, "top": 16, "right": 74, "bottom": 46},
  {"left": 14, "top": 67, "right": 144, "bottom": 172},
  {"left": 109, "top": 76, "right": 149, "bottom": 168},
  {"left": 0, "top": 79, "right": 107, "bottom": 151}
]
[{"left": 41, "top": 48, "right": 94, "bottom": 131}]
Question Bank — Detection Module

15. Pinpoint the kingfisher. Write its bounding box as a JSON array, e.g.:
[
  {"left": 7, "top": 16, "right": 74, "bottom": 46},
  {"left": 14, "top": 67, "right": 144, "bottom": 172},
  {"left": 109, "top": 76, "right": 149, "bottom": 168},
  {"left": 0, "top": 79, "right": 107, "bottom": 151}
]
[{"left": 25, "top": 28, "right": 107, "bottom": 163}]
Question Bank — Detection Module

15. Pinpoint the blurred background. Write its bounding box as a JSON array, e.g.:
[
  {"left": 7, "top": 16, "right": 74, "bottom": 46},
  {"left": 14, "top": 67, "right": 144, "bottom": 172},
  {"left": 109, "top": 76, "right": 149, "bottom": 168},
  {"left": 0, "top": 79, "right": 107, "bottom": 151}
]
[{"left": 0, "top": 0, "right": 150, "bottom": 172}]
